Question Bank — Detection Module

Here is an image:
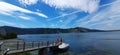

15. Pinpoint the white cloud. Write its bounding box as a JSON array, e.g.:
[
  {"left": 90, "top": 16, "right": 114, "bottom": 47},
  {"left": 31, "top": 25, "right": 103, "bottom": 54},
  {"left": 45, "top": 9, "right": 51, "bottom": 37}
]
[
  {"left": 59, "top": 20, "right": 64, "bottom": 23},
  {"left": 19, "top": 0, "right": 39, "bottom": 6},
  {"left": 48, "top": 0, "right": 118, "bottom": 21},
  {"left": 19, "top": 16, "right": 32, "bottom": 20},
  {"left": 48, "top": 10, "right": 81, "bottom": 21},
  {"left": 0, "top": 1, "right": 48, "bottom": 19},
  {"left": 34, "top": 12, "right": 48, "bottom": 18},
  {"left": 16, "top": 24, "right": 28, "bottom": 28},
  {"left": 76, "top": 0, "right": 120, "bottom": 30},
  {"left": 0, "top": 19, "right": 29, "bottom": 28},
  {"left": 55, "top": 14, "right": 78, "bottom": 28},
  {"left": 0, "top": 20, "right": 15, "bottom": 25},
  {"left": 62, "top": 15, "right": 78, "bottom": 26},
  {"left": 42, "top": 0, "right": 100, "bottom": 13}
]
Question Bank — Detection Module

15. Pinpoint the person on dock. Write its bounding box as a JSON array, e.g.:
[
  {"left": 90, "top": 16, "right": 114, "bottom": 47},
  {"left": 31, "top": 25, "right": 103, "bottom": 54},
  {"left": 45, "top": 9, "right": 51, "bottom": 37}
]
[
  {"left": 60, "top": 37, "right": 63, "bottom": 42},
  {"left": 56, "top": 37, "right": 63, "bottom": 43}
]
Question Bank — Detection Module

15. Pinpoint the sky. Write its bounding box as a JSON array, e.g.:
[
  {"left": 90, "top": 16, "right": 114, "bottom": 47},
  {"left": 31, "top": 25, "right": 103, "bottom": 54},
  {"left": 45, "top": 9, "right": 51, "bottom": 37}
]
[{"left": 0, "top": 0, "right": 120, "bottom": 30}]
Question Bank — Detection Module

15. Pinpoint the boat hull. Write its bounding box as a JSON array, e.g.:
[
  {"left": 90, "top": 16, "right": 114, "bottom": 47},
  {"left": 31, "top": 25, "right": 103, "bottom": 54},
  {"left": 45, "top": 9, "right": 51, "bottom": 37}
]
[{"left": 58, "top": 43, "right": 69, "bottom": 51}]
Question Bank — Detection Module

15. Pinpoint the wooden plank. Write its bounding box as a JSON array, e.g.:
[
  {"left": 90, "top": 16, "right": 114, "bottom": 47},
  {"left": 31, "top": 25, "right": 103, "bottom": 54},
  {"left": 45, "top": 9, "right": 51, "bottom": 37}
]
[
  {"left": 7, "top": 46, "right": 46, "bottom": 54},
  {"left": 7, "top": 42, "right": 62, "bottom": 54}
]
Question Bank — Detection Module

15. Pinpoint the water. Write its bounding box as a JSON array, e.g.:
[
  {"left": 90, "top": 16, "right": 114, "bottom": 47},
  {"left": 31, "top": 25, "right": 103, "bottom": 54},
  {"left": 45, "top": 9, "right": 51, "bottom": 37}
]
[{"left": 18, "top": 31, "right": 120, "bottom": 55}]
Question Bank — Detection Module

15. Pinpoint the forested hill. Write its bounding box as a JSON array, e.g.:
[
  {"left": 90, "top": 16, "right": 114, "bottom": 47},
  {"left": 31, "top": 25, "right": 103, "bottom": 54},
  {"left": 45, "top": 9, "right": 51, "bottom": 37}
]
[{"left": 0, "top": 26, "right": 104, "bottom": 35}]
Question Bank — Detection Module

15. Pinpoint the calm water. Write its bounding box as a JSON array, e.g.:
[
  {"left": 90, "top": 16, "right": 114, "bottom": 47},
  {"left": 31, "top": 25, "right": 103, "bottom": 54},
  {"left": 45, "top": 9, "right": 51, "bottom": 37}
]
[{"left": 18, "top": 31, "right": 120, "bottom": 55}]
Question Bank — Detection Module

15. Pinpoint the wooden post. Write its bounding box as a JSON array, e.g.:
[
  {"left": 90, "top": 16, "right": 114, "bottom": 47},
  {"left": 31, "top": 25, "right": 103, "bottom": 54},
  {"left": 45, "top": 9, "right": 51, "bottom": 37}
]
[
  {"left": 23, "top": 41, "right": 25, "bottom": 51},
  {"left": 16, "top": 41, "right": 19, "bottom": 50}
]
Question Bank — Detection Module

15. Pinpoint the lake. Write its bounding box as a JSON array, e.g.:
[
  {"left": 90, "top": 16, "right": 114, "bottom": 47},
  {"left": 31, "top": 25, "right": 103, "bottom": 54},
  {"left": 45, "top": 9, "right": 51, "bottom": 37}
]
[{"left": 18, "top": 31, "right": 120, "bottom": 55}]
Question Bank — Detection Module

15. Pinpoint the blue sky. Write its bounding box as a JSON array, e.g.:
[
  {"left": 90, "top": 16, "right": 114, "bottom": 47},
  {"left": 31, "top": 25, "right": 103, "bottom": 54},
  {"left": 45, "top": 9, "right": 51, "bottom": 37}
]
[{"left": 0, "top": 0, "right": 119, "bottom": 30}]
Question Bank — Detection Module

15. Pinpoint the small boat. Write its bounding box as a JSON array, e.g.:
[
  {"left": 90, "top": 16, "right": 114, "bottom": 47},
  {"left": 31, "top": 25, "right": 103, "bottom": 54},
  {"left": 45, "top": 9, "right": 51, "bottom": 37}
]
[{"left": 58, "top": 42, "right": 69, "bottom": 50}]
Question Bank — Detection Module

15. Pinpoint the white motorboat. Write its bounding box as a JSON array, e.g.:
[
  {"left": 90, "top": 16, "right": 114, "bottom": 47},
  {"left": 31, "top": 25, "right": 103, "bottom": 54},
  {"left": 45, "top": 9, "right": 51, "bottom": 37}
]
[{"left": 58, "top": 42, "right": 69, "bottom": 50}]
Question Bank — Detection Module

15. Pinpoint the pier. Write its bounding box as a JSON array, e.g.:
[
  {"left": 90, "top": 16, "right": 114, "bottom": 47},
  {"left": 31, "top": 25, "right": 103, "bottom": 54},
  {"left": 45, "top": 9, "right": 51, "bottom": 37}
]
[{"left": 0, "top": 38, "right": 62, "bottom": 55}]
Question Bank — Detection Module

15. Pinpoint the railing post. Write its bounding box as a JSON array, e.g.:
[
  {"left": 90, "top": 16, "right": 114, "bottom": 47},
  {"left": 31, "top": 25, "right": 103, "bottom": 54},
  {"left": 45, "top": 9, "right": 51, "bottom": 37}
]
[
  {"left": 16, "top": 41, "right": 19, "bottom": 50},
  {"left": 47, "top": 41, "right": 49, "bottom": 46},
  {"left": 23, "top": 41, "right": 25, "bottom": 51},
  {"left": 38, "top": 41, "right": 40, "bottom": 48},
  {"left": 32, "top": 41, "right": 34, "bottom": 47},
  {"left": 41, "top": 41, "right": 43, "bottom": 46}
]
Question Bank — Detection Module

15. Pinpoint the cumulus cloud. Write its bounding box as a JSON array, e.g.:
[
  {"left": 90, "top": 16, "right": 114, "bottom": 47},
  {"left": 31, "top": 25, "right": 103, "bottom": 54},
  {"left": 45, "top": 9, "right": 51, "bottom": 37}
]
[
  {"left": 19, "top": 0, "right": 39, "bottom": 6},
  {"left": 42, "top": 0, "right": 100, "bottom": 13},
  {"left": 0, "top": 1, "right": 48, "bottom": 20},
  {"left": 76, "top": 0, "right": 120, "bottom": 30}
]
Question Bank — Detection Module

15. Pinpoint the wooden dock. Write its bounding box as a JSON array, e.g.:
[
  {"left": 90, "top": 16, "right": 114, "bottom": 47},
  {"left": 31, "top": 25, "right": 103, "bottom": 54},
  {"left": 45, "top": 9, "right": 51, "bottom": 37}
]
[{"left": 0, "top": 38, "right": 63, "bottom": 55}]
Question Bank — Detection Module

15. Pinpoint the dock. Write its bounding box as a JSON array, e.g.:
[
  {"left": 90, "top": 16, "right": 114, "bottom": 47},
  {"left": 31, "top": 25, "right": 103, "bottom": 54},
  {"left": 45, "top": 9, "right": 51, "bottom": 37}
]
[{"left": 0, "top": 38, "right": 63, "bottom": 55}]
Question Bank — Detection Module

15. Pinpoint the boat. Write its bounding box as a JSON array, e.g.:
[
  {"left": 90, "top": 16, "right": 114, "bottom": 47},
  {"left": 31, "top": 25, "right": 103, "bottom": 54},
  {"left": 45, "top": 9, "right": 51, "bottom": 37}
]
[
  {"left": 58, "top": 42, "right": 69, "bottom": 50},
  {"left": 50, "top": 42, "right": 69, "bottom": 53}
]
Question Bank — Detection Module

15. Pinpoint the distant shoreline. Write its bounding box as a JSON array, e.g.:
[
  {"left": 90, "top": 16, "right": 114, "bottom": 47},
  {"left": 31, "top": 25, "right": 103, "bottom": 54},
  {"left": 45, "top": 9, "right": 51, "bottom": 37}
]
[
  {"left": 0, "top": 26, "right": 105, "bottom": 35},
  {"left": 1, "top": 26, "right": 120, "bottom": 40}
]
